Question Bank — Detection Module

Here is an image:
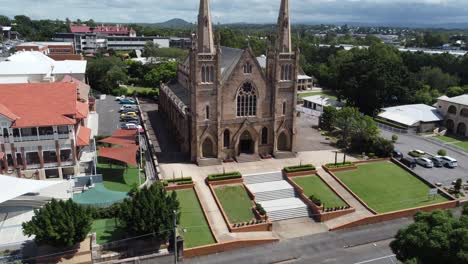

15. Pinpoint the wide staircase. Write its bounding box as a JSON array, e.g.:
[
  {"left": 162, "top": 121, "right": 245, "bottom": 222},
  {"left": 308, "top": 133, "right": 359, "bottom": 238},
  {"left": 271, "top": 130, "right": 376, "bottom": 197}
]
[{"left": 244, "top": 172, "right": 311, "bottom": 222}]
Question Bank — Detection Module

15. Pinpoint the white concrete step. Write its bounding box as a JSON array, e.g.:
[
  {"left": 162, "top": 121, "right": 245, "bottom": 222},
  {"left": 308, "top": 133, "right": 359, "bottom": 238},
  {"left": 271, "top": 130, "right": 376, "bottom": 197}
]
[
  {"left": 255, "top": 189, "right": 297, "bottom": 202},
  {"left": 259, "top": 197, "right": 307, "bottom": 212},
  {"left": 244, "top": 172, "right": 284, "bottom": 184},
  {"left": 268, "top": 207, "right": 311, "bottom": 221}
]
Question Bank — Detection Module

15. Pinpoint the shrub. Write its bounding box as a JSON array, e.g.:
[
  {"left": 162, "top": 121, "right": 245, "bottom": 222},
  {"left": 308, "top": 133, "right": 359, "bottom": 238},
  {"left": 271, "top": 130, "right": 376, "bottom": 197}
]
[
  {"left": 284, "top": 164, "right": 316, "bottom": 173},
  {"left": 255, "top": 203, "right": 267, "bottom": 216},
  {"left": 325, "top": 162, "right": 354, "bottom": 169},
  {"left": 309, "top": 195, "right": 322, "bottom": 206},
  {"left": 207, "top": 171, "right": 242, "bottom": 182},
  {"left": 438, "top": 149, "right": 447, "bottom": 156},
  {"left": 392, "top": 134, "right": 399, "bottom": 143}
]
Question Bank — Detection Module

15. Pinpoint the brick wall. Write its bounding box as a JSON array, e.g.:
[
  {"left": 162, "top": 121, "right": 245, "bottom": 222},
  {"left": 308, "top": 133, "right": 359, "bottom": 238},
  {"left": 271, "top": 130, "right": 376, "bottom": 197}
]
[
  {"left": 184, "top": 239, "right": 279, "bottom": 258},
  {"left": 284, "top": 169, "right": 317, "bottom": 178},
  {"left": 165, "top": 183, "right": 195, "bottom": 191}
]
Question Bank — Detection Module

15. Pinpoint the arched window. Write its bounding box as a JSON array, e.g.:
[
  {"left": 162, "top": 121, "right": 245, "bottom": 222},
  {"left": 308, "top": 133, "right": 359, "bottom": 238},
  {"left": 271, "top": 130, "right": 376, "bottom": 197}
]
[
  {"left": 281, "top": 64, "right": 293, "bottom": 81},
  {"left": 201, "top": 65, "right": 214, "bottom": 83},
  {"left": 236, "top": 82, "right": 257, "bottom": 117},
  {"left": 261, "top": 127, "right": 268, "bottom": 145},
  {"left": 223, "top": 130, "right": 230, "bottom": 148},
  {"left": 448, "top": 105, "right": 457, "bottom": 115},
  {"left": 205, "top": 105, "right": 210, "bottom": 119},
  {"left": 243, "top": 63, "right": 252, "bottom": 74}
]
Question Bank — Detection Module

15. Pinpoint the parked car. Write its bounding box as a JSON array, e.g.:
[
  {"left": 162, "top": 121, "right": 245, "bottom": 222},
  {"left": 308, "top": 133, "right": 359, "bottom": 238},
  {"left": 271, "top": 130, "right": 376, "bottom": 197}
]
[
  {"left": 441, "top": 156, "right": 458, "bottom": 168},
  {"left": 120, "top": 105, "right": 138, "bottom": 112},
  {"left": 392, "top": 150, "right": 403, "bottom": 160},
  {"left": 122, "top": 123, "right": 144, "bottom": 133},
  {"left": 401, "top": 157, "right": 417, "bottom": 169},
  {"left": 417, "top": 158, "right": 434, "bottom": 168},
  {"left": 120, "top": 115, "right": 139, "bottom": 122},
  {"left": 115, "top": 95, "right": 126, "bottom": 101},
  {"left": 121, "top": 112, "right": 138, "bottom": 118},
  {"left": 127, "top": 120, "right": 140, "bottom": 125},
  {"left": 120, "top": 98, "right": 136, "bottom": 105},
  {"left": 431, "top": 156, "right": 444, "bottom": 168}
]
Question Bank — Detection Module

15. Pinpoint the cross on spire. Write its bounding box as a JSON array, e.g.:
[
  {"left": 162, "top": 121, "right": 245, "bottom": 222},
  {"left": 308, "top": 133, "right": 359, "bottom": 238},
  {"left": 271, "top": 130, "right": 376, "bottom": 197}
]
[{"left": 197, "top": 0, "right": 215, "bottom": 54}]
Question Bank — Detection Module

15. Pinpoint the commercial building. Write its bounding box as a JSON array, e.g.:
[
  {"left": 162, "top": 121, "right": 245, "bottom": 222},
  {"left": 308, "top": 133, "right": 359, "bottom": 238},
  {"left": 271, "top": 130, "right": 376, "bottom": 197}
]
[
  {"left": 15, "top": 42, "right": 82, "bottom": 61},
  {"left": 160, "top": 0, "right": 298, "bottom": 164},
  {"left": 437, "top": 95, "right": 468, "bottom": 137},
  {"left": 0, "top": 51, "right": 87, "bottom": 83},
  {"left": 0, "top": 82, "right": 92, "bottom": 180},
  {"left": 377, "top": 104, "right": 444, "bottom": 133}
]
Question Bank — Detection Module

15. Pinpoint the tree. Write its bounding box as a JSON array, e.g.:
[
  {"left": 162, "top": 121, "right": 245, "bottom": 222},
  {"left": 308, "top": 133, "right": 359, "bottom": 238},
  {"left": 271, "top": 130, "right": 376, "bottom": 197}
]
[
  {"left": 0, "top": 15, "right": 10, "bottom": 26},
  {"left": 143, "top": 61, "right": 177, "bottom": 87},
  {"left": 118, "top": 183, "right": 180, "bottom": 241},
  {"left": 142, "top": 41, "right": 160, "bottom": 58},
  {"left": 447, "top": 86, "right": 465, "bottom": 98},
  {"left": 390, "top": 210, "right": 468, "bottom": 264},
  {"left": 416, "top": 67, "right": 459, "bottom": 93},
  {"left": 320, "top": 106, "right": 338, "bottom": 131},
  {"left": 22, "top": 199, "right": 92, "bottom": 248},
  {"left": 392, "top": 134, "right": 399, "bottom": 143},
  {"left": 86, "top": 57, "right": 127, "bottom": 94},
  {"left": 414, "top": 85, "right": 441, "bottom": 105}
]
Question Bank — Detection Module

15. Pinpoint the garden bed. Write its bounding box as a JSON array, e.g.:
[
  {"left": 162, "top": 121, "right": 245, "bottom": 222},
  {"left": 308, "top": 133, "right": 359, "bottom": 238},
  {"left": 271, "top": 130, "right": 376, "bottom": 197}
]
[
  {"left": 333, "top": 161, "right": 450, "bottom": 213},
  {"left": 292, "top": 175, "right": 347, "bottom": 209},
  {"left": 207, "top": 171, "right": 242, "bottom": 182},
  {"left": 214, "top": 185, "right": 256, "bottom": 224},
  {"left": 284, "top": 164, "right": 316, "bottom": 177}
]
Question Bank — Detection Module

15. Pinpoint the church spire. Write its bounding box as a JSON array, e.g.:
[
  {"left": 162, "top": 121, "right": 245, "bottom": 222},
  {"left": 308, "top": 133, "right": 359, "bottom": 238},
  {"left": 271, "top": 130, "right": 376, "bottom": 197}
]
[
  {"left": 276, "top": 0, "right": 291, "bottom": 53},
  {"left": 197, "top": 0, "right": 215, "bottom": 54}
]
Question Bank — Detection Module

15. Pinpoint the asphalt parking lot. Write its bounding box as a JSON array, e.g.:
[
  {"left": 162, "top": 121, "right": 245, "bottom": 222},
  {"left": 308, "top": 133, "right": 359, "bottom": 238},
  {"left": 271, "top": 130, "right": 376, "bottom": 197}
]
[
  {"left": 95, "top": 95, "right": 121, "bottom": 136},
  {"left": 381, "top": 130, "right": 468, "bottom": 186}
]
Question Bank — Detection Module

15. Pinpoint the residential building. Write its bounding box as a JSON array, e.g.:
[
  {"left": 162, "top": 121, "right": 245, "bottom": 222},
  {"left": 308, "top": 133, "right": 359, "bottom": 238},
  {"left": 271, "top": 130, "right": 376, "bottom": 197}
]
[
  {"left": 302, "top": 95, "right": 344, "bottom": 113},
  {"left": 159, "top": 0, "right": 298, "bottom": 164},
  {"left": 0, "top": 51, "right": 87, "bottom": 83},
  {"left": 0, "top": 82, "right": 92, "bottom": 180},
  {"left": 437, "top": 95, "right": 468, "bottom": 137},
  {"left": 377, "top": 104, "right": 444, "bottom": 133}
]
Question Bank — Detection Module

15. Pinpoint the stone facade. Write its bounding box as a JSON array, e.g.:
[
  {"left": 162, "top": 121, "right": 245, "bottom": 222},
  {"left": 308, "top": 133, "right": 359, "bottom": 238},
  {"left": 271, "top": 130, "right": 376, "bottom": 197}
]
[
  {"left": 160, "top": 0, "right": 298, "bottom": 164},
  {"left": 436, "top": 95, "right": 468, "bottom": 137}
]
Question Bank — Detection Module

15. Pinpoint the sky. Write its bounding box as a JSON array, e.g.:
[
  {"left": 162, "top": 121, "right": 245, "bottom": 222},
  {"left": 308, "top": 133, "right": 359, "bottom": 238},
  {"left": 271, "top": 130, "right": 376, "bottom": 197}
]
[{"left": 1, "top": 0, "right": 468, "bottom": 26}]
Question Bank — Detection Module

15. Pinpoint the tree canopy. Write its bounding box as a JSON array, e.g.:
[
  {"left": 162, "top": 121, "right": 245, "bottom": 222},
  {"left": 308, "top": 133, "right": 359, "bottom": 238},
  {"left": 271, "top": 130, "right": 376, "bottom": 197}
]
[
  {"left": 22, "top": 199, "right": 92, "bottom": 248},
  {"left": 390, "top": 209, "right": 468, "bottom": 264}
]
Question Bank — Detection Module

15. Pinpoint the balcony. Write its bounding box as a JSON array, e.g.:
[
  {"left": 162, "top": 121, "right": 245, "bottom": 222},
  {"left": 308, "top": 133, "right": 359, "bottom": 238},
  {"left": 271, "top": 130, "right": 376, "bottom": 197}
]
[
  {"left": 44, "top": 162, "right": 59, "bottom": 168},
  {"left": 26, "top": 163, "right": 41, "bottom": 170},
  {"left": 58, "top": 133, "right": 70, "bottom": 139},
  {"left": 39, "top": 135, "right": 55, "bottom": 141}
]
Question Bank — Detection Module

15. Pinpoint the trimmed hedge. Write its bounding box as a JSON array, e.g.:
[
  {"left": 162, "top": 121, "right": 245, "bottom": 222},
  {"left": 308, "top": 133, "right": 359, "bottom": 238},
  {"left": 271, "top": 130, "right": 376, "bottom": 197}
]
[
  {"left": 255, "top": 203, "right": 267, "bottom": 216},
  {"left": 207, "top": 171, "right": 242, "bottom": 182},
  {"left": 284, "top": 164, "right": 316, "bottom": 173},
  {"left": 162, "top": 177, "right": 193, "bottom": 186},
  {"left": 325, "top": 162, "right": 354, "bottom": 169},
  {"left": 309, "top": 195, "right": 322, "bottom": 207}
]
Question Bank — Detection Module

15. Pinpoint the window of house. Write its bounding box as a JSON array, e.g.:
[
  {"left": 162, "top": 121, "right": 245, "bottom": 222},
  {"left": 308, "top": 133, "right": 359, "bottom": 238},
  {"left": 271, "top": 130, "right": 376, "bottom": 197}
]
[
  {"left": 201, "top": 65, "right": 214, "bottom": 83},
  {"left": 243, "top": 63, "right": 253, "bottom": 74},
  {"left": 205, "top": 105, "right": 210, "bottom": 119},
  {"left": 237, "top": 82, "right": 257, "bottom": 117},
  {"left": 282, "top": 102, "right": 287, "bottom": 115},
  {"left": 261, "top": 127, "right": 268, "bottom": 145},
  {"left": 223, "top": 130, "right": 230, "bottom": 148},
  {"left": 280, "top": 64, "right": 293, "bottom": 81}
]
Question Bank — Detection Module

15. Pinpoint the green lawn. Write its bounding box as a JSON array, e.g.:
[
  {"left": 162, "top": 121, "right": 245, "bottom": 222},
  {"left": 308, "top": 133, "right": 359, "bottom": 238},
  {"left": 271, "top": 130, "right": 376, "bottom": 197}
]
[
  {"left": 98, "top": 163, "right": 145, "bottom": 193},
  {"left": 92, "top": 219, "right": 125, "bottom": 244},
  {"left": 292, "top": 176, "right": 347, "bottom": 209},
  {"left": 125, "top": 86, "right": 159, "bottom": 94},
  {"left": 298, "top": 91, "right": 337, "bottom": 100},
  {"left": 214, "top": 185, "right": 256, "bottom": 224},
  {"left": 334, "top": 161, "right": 449, "bottom": 213},
  {"left": 175, "top": 189, "right": 216, "bottom": 248},
  {"left": 435, "top": 135, "right": 468, "bottom": 151}
]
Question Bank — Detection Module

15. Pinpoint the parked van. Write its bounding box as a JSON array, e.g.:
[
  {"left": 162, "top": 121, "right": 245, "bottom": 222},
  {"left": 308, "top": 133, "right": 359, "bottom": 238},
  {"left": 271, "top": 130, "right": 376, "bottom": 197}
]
[
  {"left": 441, "top": 156, "right": 458, "bottom": 168},
  {"left": 401, "top": 157, "right": 417, "bottom": 169}
]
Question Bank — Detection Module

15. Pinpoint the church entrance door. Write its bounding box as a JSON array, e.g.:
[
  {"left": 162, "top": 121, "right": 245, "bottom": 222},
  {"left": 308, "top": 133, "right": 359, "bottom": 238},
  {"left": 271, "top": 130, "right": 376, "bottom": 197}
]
[{"left": 239, "top": 131, "right": 254, "bottom": 154}]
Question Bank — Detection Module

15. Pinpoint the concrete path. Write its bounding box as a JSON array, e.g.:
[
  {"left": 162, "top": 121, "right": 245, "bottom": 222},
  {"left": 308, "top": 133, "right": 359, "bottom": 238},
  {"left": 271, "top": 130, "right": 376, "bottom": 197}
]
[{"left": 316, "top": 168, "right": 374, "bottom": 229}]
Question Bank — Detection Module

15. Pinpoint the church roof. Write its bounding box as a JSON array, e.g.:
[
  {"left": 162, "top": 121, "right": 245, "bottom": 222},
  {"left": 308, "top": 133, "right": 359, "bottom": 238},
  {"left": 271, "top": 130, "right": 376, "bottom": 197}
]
[
  {"left": 220, "top": 47, "right": 244, "bottom": 81},
  {"left": 162, "top": 82, "right": 190, "bottom": 116}
]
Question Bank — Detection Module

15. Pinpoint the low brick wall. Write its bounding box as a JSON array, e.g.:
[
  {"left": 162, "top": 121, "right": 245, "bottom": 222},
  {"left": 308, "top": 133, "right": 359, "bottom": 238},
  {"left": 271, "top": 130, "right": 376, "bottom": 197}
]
[
  {"left": 284, "top": 169, "right": 317, "bottom": 178},
  {"left": 323, "top": 165, "right": 358, "bottom": 173},
  {"left": 331, "top": 200, "right": 459, "bottom": 231},
  {"left": 206, "top": 178, "right": 243, "bottom": 186},
  {"left": 207, "top": 181, "right": 272, "bottom": 233},
  {"left": 165, "top": 183, "right": 195, "bottom": 191},
  {"left": 285, "top": 174, "right": 355, "bottom": 222},
  {"left": 184, "top": 239, "right": 279, "bottom": 258}
]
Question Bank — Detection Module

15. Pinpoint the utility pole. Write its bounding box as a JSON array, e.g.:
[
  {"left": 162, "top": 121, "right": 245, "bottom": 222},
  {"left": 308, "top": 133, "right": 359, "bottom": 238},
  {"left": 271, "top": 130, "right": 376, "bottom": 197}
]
[
  {"left": 93, "top": 138, "right": 97, "bottom": 175},
  {"left": 173, "top": 210, "right": 178, "bottom": 264}
]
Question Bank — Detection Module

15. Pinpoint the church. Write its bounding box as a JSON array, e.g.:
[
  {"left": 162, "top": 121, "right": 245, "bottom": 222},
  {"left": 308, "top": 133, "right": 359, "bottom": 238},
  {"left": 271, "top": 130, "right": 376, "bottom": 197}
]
[{"left": 159, "top": 0, "right": 299, "bottom": 165}]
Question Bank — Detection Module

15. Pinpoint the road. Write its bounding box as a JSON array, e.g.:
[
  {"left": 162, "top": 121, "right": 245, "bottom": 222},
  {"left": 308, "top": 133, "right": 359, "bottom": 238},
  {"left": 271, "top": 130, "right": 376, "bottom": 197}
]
[
  {"left": 95, "top": 95, "right": 121, "bottom": 136},
  {"left": 380, "top": 130, "right": 468, "bottom": 186}
]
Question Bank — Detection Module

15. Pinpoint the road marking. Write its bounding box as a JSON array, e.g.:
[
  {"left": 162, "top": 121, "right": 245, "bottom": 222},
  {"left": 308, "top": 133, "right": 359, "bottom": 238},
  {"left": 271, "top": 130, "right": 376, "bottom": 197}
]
[{"left": 353, "top": 255, "right": 396, "bottom": 264}]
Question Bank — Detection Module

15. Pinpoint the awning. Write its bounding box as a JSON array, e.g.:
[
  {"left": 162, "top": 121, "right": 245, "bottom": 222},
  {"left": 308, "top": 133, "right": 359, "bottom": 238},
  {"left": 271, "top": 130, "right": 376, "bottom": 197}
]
[
  {"left": 99, "top": 145, "right": 138, "bottom": 167},
  {"left": 77, "top": 126, "right": 91, "bottom": 146},
  {"left": 99, "top": 129, "right": 137, "bottom": 146},
  {"left": 0, "top": 175, "right": 64, "bottom": 204}
]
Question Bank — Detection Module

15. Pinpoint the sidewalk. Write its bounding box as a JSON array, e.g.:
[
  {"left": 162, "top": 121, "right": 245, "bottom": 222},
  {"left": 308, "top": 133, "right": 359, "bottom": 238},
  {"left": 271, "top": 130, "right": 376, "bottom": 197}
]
[{"left": 316, "top": 168, "right": 374, "bottom": 229}]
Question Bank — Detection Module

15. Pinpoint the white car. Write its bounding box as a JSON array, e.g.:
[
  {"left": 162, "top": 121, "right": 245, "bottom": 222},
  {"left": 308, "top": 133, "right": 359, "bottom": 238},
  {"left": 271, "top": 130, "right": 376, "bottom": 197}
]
[
  {"left": 121, "top": 123, "right": 144, "bottom": 133},
  {"left": 115, "top": 95, "right": 126, "bottom": 101},
  {"left": 417, "top": 158, "right": 434, "bottom": 168},
  {"left": 441, "top": 156, "right": 458, "bottom": 168}
]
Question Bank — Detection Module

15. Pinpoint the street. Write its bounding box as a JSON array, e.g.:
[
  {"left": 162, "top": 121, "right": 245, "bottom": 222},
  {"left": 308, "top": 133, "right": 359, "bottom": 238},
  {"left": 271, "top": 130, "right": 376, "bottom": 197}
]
[{"left": 381, "top": 130, "right": 468, "bottom": 186}]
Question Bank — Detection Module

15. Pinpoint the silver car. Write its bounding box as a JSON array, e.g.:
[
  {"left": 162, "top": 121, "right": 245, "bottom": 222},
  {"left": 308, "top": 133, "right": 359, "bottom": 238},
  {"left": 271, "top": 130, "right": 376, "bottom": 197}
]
[{"left": 417, "top": 158, "right": 434, "bottom": 168}]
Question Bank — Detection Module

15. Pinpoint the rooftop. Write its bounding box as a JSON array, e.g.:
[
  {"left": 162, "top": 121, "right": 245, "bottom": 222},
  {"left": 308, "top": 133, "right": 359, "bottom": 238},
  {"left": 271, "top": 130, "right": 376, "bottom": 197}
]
[
  {"left": 438, "top": 94, "right": 468, "bottom": 106},
  {"left": 303, "top": 95, "right": 344, "bottom": 108},
  {"left": 378, "top": 104, "right": 444, "bottom": 127},
  {"left": 17, "top": 42, "right": 73, "bottom": 48},
  {"left": 0, "top": 82, "right": 85, "bottom": 128},
  {"left": 70, "top": 25, "right": 129, "bottom": 35}
]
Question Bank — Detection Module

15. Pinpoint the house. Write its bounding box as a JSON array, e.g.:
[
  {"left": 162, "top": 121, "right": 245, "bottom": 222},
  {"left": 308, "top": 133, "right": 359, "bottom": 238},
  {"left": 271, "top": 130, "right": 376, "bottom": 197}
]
[
  {"left": 436, "top": 95, "right": 468, "bottom": 137},
  {"left": 377, "top": 104, "right": 444, "bottom": 133},
  {"left": 302, "top": 95, "right": 344, "bottom": 113},
  {"left": 0, "top": 51, "right": 87, "bottom": 83},
  {"left": 0, "top": 82, "right": 92, "bottom": 180}
]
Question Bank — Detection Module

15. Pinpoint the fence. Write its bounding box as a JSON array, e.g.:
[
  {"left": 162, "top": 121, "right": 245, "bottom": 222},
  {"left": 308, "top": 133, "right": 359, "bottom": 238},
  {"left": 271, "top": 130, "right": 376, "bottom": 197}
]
[{"left": 73, "top": 175, "right": 103, "bottom": 188}]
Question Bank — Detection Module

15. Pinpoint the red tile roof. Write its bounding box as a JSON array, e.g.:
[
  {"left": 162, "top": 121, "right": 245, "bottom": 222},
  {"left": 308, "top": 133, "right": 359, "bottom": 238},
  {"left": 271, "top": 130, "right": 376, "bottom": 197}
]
[
  {"left": 0, "top": 82, "right": 81, "bottom": 128},
  {"left": 77, "top": 126, "right": 91, "bottom": 146},
  {"left": 76, "top": 101, "right": 89, "bottom": 119},
  {"left": 70, "top": 26, "right": 92, "bottom": 33},
  {"left": 70, "top": 25, "right": 129, "bottom": 35}
]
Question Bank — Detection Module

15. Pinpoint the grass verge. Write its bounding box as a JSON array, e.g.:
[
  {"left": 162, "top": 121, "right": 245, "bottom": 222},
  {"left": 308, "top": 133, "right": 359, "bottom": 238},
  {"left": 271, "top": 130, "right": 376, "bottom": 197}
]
[
  {"left": 292, "top": 176, "right": 347, "bottom": 209},
  {"left": 92, "top": 219, "right": 125, "bottom": 244},
  {"left": 98, "top": 163, "right": 145, "bottom": 193},
  {"left": 214, "top": 185, "right": 256, "bottom": 224}
]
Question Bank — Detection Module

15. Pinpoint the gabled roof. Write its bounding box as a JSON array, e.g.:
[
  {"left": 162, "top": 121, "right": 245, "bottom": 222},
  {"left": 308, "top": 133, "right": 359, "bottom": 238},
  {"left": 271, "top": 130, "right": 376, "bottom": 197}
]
[
  {"left": 0, "top": 82, "right": 80, "bottom": 128},
  {"left": 438, "top": 95, "right": 468, "bottom": 106},
  {"left": 379, "top": 104, "right": 444, "bottom": 127},
  {"left": 220, "top": 47, "right": 244, "bottom": 81},
  {"left": 77, "top": 126, "right": 91, "bottom": 146}
]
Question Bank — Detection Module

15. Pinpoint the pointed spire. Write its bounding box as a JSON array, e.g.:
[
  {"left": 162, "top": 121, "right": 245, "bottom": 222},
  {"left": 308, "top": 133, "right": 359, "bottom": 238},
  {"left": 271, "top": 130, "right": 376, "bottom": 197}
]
[
  {"left": 197, "top": 0, "right": 215, "bottom": 54},
  {"left": 276, "top": 0, "right": 291, "bottom": 53}
]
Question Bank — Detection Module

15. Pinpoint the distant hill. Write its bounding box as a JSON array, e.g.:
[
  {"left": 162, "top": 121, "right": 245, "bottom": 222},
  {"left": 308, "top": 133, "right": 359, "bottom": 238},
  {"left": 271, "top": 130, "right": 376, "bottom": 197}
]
[{"left": 153, "top": 19, "right": 193, "bottom": 29}]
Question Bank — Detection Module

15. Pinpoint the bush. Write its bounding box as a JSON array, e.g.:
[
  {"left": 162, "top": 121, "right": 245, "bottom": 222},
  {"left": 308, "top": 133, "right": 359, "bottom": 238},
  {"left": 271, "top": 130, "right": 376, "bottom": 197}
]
[
  {"left": 284, "top": 164, "right": 316, "bottom": 173},
  {"left": 255, "top": 203, "right": 266, "bottom": 216},
  {"left": 207, "top": 171, "right": 242, "bottom": 182},
  {"left": 309, "top": 195, "right": 322, "bottom": 206},
  {"left": 162, "top": 177, "right": 193, "bottom": 186},
  {"left": 325, "top": 162, "right": 354, "bottom": 169},
  {"left": 438, "top": 149, "right": 447, "bottom": 156},
  {"left": 392, "top": 134, "right": 399, "bottom": 143}
]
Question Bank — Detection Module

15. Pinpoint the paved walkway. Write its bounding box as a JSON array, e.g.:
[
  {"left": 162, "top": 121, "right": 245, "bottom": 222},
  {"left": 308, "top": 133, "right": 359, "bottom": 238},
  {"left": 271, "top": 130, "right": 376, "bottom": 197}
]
[{"left": 316, "top": 168, "right": 374, "bottom": 229}]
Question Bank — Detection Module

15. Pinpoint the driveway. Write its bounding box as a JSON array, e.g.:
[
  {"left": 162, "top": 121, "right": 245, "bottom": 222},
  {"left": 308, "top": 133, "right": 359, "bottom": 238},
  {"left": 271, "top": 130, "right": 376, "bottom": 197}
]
[
  {"left": 381, "top": 130, "right": 468, "bottom": 186},
  {"left": 95, "top": 95, "right": 121, "bottom": 136},
  {"left": 294, "top": 114, "right": 336, "bottom": 152}
]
